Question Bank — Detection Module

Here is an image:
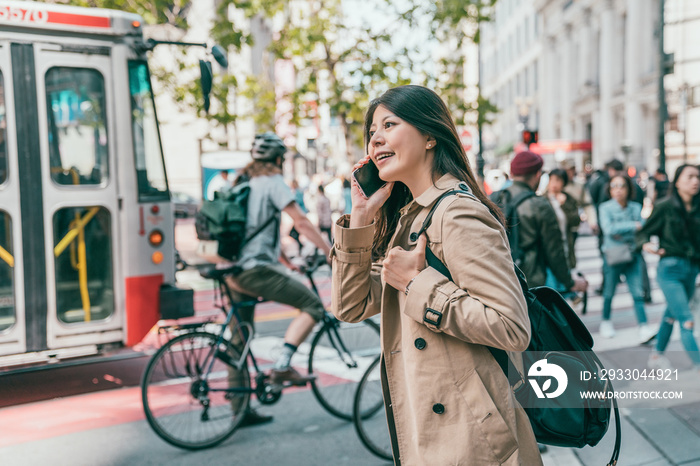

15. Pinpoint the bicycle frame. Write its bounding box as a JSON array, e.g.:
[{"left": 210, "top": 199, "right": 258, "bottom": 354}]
[
  {"left": 200, "top": 283, "right": 262, "bottom": 396},
  {"left": 322, "top": 315, "right": 360, "bottom": 369}
]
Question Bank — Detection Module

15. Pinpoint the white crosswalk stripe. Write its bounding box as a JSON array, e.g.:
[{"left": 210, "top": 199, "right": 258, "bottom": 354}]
[{"left": 250, "top": 336, "right": 378, "bottom": 382}]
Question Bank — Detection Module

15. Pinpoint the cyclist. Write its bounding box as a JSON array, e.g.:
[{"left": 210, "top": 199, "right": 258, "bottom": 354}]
[{"left": 226, "top": 132, "right": 332, "bottom": 426}]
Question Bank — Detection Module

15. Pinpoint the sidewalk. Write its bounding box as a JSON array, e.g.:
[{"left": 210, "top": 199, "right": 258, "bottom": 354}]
[{"left": 541, "top": 234, "right": 700, "bottom": 466}]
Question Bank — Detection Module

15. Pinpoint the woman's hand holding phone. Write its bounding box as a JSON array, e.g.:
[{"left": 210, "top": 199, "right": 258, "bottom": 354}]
[{"left": 350, "top": 157, "right": 393, "bottom": 228}]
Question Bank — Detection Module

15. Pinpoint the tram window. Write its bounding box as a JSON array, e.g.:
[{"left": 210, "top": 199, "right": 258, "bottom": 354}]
[
  {"left": 45, "top": 67, "right": 109, "bottom": 186},
  {"left": 0, "top": 71, "right": 7, "bottom": 186},
  {"left": 53, "top": 206, "right": 114, "bottom": 324},
  {"left": 128, "top": 61, "right": 169, "bottom": 202},
  {"left": 0, "top": 210, "right": 15, "bottom": 332}
]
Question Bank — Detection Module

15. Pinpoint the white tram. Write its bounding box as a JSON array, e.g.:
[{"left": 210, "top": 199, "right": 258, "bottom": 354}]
[{"left": 0, "top": 1, "right": 210, "bottom": 367}]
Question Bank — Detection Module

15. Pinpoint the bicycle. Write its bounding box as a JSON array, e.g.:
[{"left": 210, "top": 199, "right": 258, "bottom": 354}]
[
  {"left": 141, "top": 253, "right": 380, "bottom": 450},
  {"left": 353, "top": 354, "right": 393, "bottom": 461}
]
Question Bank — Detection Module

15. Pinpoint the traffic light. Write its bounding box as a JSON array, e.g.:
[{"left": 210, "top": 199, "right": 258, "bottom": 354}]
[{"left": 522, "top": 130, "right": 538, "bottom": 146}]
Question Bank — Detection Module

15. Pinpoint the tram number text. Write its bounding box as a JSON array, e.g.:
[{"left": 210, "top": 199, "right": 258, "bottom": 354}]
[{"left": 0, "top": 6, "right": 49, "bottom": 24}]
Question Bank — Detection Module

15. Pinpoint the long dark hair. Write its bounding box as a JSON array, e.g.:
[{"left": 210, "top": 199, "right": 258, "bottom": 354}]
[
  {"left": 363, "top": 85, "right": 504, "bottom": 259},
  {"left": 669, "top": 164, "right": 700, "bottom": 208},
  {"left": 236, "top": 160, "right": 282, "bottom": 183}
]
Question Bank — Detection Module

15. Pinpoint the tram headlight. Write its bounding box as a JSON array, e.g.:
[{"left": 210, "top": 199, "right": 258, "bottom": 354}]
[{"left": 148, "top": 229, "right": 164, "bottom": 247}]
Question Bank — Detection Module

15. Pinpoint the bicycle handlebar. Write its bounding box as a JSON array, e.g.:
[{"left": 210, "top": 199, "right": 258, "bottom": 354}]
[{"left": 298, "top": 250, "right": 328, "bottom": 276}]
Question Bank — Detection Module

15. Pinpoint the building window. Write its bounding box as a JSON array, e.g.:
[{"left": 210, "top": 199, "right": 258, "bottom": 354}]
[{"left": 534, "top": 61, "right": 538, "bottom": 92}]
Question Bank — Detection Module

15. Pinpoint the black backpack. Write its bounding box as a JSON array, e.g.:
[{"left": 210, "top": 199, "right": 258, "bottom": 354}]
[
  {"left": 416, "top": 185, "right": 621, "bottom": 466},
  {"left": 489, "top": 188, "right": 535, "bottom": 268},
  {"left": 195, "top": 178, "right": 277, "bottom": 262}
]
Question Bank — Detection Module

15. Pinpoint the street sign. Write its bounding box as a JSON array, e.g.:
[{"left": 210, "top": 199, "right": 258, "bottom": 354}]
[{"left": 460, "top": 129, "right": 473, "bottom": 151}]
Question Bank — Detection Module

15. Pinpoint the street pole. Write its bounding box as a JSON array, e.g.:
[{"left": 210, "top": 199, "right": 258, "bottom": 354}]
[
  {"left": 681, "top": 84, "right": 688, "bottom": 162},
  {"left": 476, "top": 25, "right": 485, "bottom": 181},
  {"left": 658, "top": 0, "right": 667, "bottom": 172}
]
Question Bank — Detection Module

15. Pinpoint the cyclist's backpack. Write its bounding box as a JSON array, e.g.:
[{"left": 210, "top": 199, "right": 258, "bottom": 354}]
[
  {"left": 489, "top": 188, "right": 535, "bottom": 268},
  {"left": 195, "top": 178, "right": 277, "bottom": 262},
  {"left": 416, "top": 185, "right": 621, "bottom": 466}
]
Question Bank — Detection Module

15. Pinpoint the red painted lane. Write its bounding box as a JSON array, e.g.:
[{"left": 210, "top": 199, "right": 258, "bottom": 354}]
[
  {"left": 0, "top": 386, "right": 145, "bottom": 448},
  {"left": 0, "top": 367, "right": 350, "bottom": 448}
]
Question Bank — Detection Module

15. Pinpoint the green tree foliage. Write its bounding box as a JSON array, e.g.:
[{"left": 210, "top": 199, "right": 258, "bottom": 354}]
[
  {"left": 41, "top": 0, "right": 498, "bottom": 157},
  {"left": 228, "top": 0, "right": 416, "bottom": 158},
  {"left": 239, "top": 74, "right": 276, "bottom": 132},
  {"left": 399, "top": 0, "right": 499, "bottom": 128}
]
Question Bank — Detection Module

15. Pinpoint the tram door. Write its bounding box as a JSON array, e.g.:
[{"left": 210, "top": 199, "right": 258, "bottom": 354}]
[
  {"left": 0, "top": 40, "right": 123, "bottom": 356},
  {"left": 0, "top": 41, "right": 25, "bottom": 356}
]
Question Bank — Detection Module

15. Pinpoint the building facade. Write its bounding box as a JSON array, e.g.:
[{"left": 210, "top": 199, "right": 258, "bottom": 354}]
[
  {"left": 663, "top": 0, "right": 700, "bottom": 171},
  {"left": 537, "top": 0, "right": 660, "bottom": 171},
  {"left": 482, "top": 0, "right": 698, "bottom": 174},
  {"left": 480, "top": 0, "right": 542, "bottom": 168}
]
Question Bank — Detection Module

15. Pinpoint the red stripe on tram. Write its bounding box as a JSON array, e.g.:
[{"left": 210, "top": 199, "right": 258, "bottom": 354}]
[
  {"left": 125, "top": 274, "right": 163, "bottom": 346},
  {"left": 47, "top": 11, "right": 111, "bottom": 28}
]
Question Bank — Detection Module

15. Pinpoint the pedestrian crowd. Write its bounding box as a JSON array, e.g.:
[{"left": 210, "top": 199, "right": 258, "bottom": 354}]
[{"left": 486, "top": 152, "right": 700, "bottom": 356}]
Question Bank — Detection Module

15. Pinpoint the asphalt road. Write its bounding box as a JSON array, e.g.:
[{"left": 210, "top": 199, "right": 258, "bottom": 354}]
[{"left": 1, "top": 388, "right": 390, "bottom": 466}]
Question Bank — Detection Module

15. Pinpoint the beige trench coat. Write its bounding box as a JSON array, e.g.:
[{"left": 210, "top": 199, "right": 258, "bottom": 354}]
[{"left": 331, "top": 175, "right": 542, "bottom": 466}]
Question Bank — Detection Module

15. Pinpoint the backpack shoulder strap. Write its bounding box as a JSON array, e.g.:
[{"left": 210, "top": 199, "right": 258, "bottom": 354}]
[
  {"left": 415, "top": 182, "right": 476, "bottom": 238},
  {"left": 242, "top": 181, "right": 280, "bottom": 244},
  {"left": 489, "top": 188, "right": 509, "bottom": 207},
  {"left": 244, "top": 212, "right": 278, "bottom": 243},
  {"left": 417, "top": 183, "right": 524, "bottom": 387},
  {"left": 507, "top": 190, "right": 536, "bottom": 212},
  {"left": 415, "top": 182, "right": 476, "bottom": 280}
]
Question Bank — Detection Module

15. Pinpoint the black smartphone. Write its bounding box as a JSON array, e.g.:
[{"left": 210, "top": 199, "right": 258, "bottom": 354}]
[{"left": 352, "top": 159, "right": 386, "bottom": 199}]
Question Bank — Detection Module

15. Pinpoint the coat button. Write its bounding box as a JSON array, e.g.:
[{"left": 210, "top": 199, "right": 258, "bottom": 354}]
[
  {"left": 410, "top": 232, "right": 418, "bottom": 242},
  {"left": 432, "top": 403, "right": 445, "bottom": 414},
  {"left": 414, "top": 338, "right": 426, "bottom": 350}
]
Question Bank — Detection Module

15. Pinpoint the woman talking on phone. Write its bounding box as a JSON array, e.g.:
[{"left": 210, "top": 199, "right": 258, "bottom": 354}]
[
  {"left": 330, "top": 85, "right": 541, "bottom": 465},
  {"left": 637, "top": 164, "right": 700, "bottom": 372}
]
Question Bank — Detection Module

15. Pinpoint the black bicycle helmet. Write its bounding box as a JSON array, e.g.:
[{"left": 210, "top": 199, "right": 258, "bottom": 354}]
[{"left": 251, "top": 132, "right": 287, "bottom": 161}]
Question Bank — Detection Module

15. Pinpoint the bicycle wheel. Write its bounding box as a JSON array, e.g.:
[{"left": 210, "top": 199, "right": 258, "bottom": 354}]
[
  {"left": 354, "top": 355, "right": 393, "bottom": 461},
  {"left": 141, "top": 331, "right": 250, "bottom": 450},
  {"left": 308, "top": 317, "right": 380, "bottom": 420}
]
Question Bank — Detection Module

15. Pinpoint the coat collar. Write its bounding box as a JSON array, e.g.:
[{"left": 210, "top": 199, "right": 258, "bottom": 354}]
[
  {"left": 399, "top": 174, "right": 462, "bottom": 215},
  {"left": 415, "top": 173, "right": 463, "bottom": 206}
]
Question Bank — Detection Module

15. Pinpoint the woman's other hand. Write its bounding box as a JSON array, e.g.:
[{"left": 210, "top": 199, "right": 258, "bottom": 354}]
[
  {"left": 349, "top": 156, "right": 394, "bottom": 228},
  {"left": 382, "top": 233, "right": 427, "bottom": 293}
]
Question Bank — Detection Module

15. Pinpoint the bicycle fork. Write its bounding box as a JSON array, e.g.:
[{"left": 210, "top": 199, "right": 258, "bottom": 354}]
[{"left": 326, "top": 320, "right": 359, "bottom": 369}]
